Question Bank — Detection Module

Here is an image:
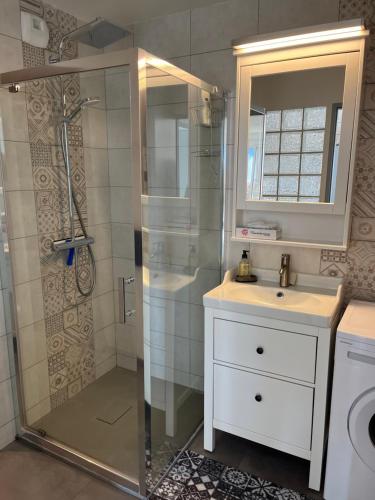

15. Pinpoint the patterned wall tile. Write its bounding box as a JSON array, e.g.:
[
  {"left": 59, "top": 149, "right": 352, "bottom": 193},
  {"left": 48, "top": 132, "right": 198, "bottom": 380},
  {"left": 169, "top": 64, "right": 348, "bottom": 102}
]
[
  {"left": 26, "top": 77, "right": 61, "bottom": 101},
  {"left": 44, "top": 3, "right": 78, "bottom": 60},
  {"left": 67, "top": 124, "right": 83, "bottom": 147},
  {"left": 65, "top": 343, "right": 85, "bottom": 382},
  {"left": 345, "top": 286, "right": 375, "bottom": 303},
  {"left": 68, "top": 378, "right": 82, "bottom": 398},
  {"left": 50, "top": 368, "right": 68, "bottom": 393},
  {"left": 51, "top": 387, "right": 68, "bottom": 409},
  {"left": 339, "top": 0, "right": 371, "bottom": 20},
  {"left": 320, "top": 249, "right": 347, "bottom": 277},
  {"left": 352, "top": 190, "right": 375, "bottom": 217},
  {"left": 27, "top": 94, "right": 62, "bottom": 145},
  {"left": 359, "top": 110, "right": 375, "bottom": 139},
  {"left": 346, "top": 240, "right": 375, "bottom": 292},
  {"left": 17, "top": 2, "right": 98, "bottom": 412},
  {"left": 47, "top": 331, "right": 65, "bottom": 356},
  {"left": 365, "top": 49, "right": 375, "bottom": 84},
  {"left": 353, "top": 139, "right": 375, "bottom": 190},
  {"left": 367, "top": 0, "right": 375, "bottom": 27},
  {"left": 351, "top": 216, "right": 375, "bottom": 241},
  {"left": 48, "top": 350, "right": 65, "bottom": 376},
  {"left": 81, "top": 342, "right": 95, "bottom": 387},
  {"left": 45, "top": 312, "right": 64, "bottom": 337},
  {"left": 62, "top": 74, "right": 81, "bottom": 116},
  {"left": 42, "top": 272, "right": 64, "bottom": 317},
  {"left": 363, "top": 84, "right": 375, "bottom": 110},
  {"left": 22, "top": 42, "right": 45, "bottom": 68}
]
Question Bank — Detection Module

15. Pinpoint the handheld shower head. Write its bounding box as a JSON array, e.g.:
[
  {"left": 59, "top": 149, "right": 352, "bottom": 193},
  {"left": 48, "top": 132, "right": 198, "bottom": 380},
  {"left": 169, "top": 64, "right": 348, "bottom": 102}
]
[{"left": 63, "top": 97, "right": 100, "bottom": 123}]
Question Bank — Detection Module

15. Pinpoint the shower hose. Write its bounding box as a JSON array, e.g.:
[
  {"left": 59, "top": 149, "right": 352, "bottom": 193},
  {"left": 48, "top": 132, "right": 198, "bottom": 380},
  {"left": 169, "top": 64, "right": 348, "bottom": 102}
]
[{"left": 60, "top": 125, "right": 96, "bottom": 297}]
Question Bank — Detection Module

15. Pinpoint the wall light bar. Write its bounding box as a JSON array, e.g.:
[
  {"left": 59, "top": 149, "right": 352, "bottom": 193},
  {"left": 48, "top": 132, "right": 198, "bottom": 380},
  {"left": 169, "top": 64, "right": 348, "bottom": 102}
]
[{"left": 232, "top": 19, "right": 367, "bottom": 55}]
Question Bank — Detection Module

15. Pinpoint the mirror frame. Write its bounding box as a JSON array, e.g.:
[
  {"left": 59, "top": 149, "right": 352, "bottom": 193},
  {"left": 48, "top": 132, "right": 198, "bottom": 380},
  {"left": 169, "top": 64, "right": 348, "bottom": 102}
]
[{"left": 236, "top": 52, "right": 358, "bottom": 215}]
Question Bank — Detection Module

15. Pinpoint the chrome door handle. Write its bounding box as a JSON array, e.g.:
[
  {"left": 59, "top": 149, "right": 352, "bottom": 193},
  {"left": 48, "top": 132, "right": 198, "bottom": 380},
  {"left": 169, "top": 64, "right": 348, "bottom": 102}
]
[{"left": 118, "top": 276, "right": 135, "bottom": 324}]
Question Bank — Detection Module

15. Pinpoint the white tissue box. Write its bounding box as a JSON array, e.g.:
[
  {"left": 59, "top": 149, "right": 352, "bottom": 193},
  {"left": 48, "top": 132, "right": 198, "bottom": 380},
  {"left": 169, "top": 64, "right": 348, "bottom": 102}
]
[{"left": 236, "top": 226, "right": 281, "bottom": 240}]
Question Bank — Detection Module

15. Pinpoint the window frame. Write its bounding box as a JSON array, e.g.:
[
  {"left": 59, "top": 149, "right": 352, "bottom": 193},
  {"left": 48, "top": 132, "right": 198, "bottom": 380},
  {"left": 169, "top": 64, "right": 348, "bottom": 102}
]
[{"left": 235, "top": 52, "right": 359, "bottom": 215}]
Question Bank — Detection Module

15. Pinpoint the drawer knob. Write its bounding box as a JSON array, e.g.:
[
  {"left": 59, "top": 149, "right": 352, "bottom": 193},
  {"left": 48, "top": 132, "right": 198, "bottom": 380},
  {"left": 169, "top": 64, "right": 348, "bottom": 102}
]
[
  {"left": 256, "top": 346, "right": 264, "bottom": 355},
  {"left": 255, "top": 394, "right": 262, "bottom": 402}
]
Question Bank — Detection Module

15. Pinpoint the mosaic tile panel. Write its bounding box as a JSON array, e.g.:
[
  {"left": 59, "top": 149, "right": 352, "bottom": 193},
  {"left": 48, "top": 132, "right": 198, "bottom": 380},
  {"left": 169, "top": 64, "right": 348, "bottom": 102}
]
[
  {"left": 21, "top": 2, "right": 97, "bottom": 411},
  {"left": 149, "top": 450, "right": 312, "bottom": 500}
]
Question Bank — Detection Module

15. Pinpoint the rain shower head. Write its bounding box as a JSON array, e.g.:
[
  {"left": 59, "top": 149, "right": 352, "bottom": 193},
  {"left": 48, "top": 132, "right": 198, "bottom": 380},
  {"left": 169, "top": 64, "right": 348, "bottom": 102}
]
[
  {"left": 64, "top": 97, "right": 100, "bottom": 123},
  {"left": 53, "top": 17, "right": 131, "bottom": 63},
  {"left": 66, "top": 17, "right": 130, "bottom": 49}
]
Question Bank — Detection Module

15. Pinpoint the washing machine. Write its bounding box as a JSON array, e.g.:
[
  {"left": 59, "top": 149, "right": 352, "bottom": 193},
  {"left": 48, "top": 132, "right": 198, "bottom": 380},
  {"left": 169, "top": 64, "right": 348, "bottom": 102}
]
[{"left": 325, "top": 300, "right": 375, "bottom": 500}]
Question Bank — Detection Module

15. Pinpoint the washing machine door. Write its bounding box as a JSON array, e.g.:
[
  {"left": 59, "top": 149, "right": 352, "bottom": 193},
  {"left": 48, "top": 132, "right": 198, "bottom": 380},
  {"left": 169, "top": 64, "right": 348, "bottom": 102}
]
[{"left": 349, "top": 388, "right": 375, "bottom": 472}]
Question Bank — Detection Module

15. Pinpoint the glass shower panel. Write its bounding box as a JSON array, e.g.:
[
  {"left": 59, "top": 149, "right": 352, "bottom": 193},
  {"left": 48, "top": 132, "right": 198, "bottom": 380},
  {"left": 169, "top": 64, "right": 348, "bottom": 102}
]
[
  {"left": 142, "top": 65, "right": 223, "bottom": 487},
  {"left": 0, "top": 66, "right": 139, "bottom": 480}
]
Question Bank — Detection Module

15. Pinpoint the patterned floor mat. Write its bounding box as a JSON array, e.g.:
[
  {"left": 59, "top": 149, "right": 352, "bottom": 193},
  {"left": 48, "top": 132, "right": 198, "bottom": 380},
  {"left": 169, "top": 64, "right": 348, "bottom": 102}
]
[{"left": 149, "top": 450, "right": 313, "bottom": 499}]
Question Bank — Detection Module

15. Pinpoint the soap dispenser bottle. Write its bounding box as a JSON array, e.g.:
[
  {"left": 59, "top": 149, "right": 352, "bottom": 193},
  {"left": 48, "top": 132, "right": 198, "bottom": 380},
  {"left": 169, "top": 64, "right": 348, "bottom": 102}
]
[{"left": 238, "top": 250, "right": 250, "bottom": 277}]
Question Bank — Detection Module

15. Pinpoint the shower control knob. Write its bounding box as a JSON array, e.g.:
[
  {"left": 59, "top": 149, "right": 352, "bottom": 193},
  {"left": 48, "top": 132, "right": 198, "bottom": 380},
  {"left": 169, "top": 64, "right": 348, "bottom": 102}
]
[
  {"left": 125, "top": 276, "right": 135, "bottom": 285},
  {"left": 125, "top": 309, "right": 136, "bottom": 318}
]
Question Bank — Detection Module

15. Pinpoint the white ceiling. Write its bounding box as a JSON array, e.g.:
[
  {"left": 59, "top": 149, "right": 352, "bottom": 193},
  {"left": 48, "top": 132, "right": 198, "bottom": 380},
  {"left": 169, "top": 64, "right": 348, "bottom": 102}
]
[{"left": 46, "top": 0, "right": 221, "bottom": 27}]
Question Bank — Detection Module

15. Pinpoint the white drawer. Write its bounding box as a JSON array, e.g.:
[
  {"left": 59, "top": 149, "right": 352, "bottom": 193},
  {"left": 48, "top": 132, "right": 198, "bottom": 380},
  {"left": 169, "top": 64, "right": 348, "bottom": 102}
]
[
  {"left": 213, "top": 319, "right": 316, "bottom": 383},
  {"left": 213, "top": 364, "right": 313, "bottom": 451}
]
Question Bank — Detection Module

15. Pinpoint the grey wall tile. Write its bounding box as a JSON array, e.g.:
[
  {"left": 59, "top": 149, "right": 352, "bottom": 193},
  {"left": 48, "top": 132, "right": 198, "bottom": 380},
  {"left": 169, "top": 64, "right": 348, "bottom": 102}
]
[
  {"left": 1, "top": 141, "right": 33, "bottom": 191},
  {"left": 191, "top": 0, "right": 258, "bottom": 54},
  {"left": 0, "top": 34, "right": 22, "bottom": 73},
  {"left": 191, "top": 49, "right": 236, "bottom": 95},
  {"left": 134, "top": 10, "right": 190, "bottom": 59},
  {"left": 0, "top": 0, "right": 21, "bottom": 39},
  {"left": 259, "top": 0, "right": 339, "bottom": 33}
]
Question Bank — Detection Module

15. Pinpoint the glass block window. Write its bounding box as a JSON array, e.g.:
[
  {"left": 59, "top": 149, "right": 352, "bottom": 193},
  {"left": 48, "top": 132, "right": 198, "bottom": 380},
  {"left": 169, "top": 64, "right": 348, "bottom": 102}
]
[{"left": 261, "top": 106, "right": 326, "bottom": 201}]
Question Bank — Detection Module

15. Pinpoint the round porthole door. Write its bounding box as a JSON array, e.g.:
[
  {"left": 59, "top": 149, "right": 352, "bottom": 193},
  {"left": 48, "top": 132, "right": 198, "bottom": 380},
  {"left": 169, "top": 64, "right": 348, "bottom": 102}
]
[{"left": 348, "top": 388, "right": 375, "bottom": 472}]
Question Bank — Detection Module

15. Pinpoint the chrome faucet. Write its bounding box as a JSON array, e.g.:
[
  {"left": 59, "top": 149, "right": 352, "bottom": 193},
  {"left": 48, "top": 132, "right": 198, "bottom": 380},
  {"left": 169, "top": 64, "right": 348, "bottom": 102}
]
[{"left": 279, "top": 254, "right": 291, "bottom": 288}]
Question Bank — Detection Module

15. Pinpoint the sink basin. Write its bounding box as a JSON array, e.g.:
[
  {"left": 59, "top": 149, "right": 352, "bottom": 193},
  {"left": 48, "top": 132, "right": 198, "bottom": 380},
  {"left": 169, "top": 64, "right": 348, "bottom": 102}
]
[
  {"left": 225, "top": 283, "right": 322, "bottom": 309},
  {"left": 143, "top": 267, "right": 198, "bottom": 297},
  {"left": 203, "top": 269, "right": 343, "bottom": 327}
]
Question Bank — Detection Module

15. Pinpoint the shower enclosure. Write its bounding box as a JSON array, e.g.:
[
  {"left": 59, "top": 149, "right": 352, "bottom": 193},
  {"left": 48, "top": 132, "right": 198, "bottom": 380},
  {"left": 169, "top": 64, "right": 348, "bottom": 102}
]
[{"left": 0, "top": 48, "right": 224, "bottom": 496}]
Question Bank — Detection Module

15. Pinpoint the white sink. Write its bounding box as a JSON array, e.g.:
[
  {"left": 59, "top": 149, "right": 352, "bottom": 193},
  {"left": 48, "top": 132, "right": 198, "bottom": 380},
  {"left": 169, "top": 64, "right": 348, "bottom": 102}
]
[
  {"left": 203, "top": 269, "right": 343, "bottom": 327},
  {"left": 143, "top": 267, "right": 198, "bottom": 297}
]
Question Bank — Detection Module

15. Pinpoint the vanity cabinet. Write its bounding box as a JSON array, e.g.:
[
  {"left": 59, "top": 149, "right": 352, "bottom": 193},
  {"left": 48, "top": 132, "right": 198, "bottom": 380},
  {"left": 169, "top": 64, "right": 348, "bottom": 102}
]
[{"left": 204, "top": 307, "right": 337, "bottom": 491}]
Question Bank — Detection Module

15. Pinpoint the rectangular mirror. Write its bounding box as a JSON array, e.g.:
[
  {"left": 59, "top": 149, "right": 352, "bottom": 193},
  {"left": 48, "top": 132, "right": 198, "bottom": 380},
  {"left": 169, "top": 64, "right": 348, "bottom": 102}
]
[
  {"left": 248, "top": 66, "right": 345, "bottom": 203},
  {"left": 235, "top": 51, "right": 359, "bottom": 217},
  {"left": 232, "top": 26, "right": 367, "bottom": 249}
]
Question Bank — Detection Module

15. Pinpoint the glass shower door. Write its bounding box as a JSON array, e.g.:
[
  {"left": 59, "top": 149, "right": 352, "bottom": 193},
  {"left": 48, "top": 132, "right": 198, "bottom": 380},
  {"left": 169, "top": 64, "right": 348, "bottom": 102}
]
[
  {"left": 0, "top": 48, "right": 223, "bottom": 496},
  {"left": 0, "top": 65, "right": 141, "bottom": 483},
  {"left": 141, "top": 63, "right": 223, "bottom": 488}
]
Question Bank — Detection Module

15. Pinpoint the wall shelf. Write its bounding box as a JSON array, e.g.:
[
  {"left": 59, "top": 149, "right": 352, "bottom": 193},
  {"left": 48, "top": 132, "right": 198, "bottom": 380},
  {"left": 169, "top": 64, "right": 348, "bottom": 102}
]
[{"left": 230, "top": 235, "right": 346, "bottom": 250}]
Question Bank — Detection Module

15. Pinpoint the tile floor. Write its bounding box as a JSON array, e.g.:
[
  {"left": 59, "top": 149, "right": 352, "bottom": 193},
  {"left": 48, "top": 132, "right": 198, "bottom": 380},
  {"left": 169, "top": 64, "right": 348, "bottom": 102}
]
[
  {"left": 152, "top": 449, "right": 314, "bottom": 500},
  {"left": 33, "top": 367, "right": 139, "bottom": 479},
  {"left": 0, "top": 432, "right": 324, "bottom": 500},
  {"left": 190, "top": 431, "right": 323, "bottom": 500},
  {"left": 0, "top": 440, "right": 133, "bottom": 500},
  {"left": 0, "top": 368, "right": 323, "bottom": 500}
]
